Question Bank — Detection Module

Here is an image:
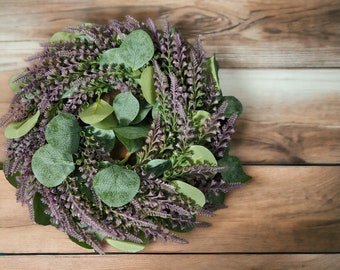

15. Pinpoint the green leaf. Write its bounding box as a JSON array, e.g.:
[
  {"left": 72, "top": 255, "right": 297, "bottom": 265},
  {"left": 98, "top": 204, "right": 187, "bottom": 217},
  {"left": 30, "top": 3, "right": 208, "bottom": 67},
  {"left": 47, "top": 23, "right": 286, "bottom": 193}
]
[
  {"left": 192, "top": 110, "right": 210, "bottom": 126},
  {"left": 113, "top": 126, "right": 149, "bottom": 153},
  {"left": 106, "top": 238, "right": 145, "bottom": 253},
  {"left": 50, "top": 32, "right": 84, "bottom": 43},
  {"left": 188, "top": 145, "right": 217, "bottom": 166},
  {"left": 206, "top": 55, "right": 220, "bottom": 90},
  {"left": 33, "top": 192, "right": 51, "bottom": 226},
  {"left": 84, "top": 126, "right": 116, "bottom": 153},
  {"left": 68, "top": 235, "right": 93, "bottom": 249},
  {"left": 170, "top": 180, "right": 206, "bottom": 207},
  {"left": 8, "top": 74, "right": 25, "bottom": 93},
  {"left": 113, "top": 126, "right": 149, "bottom": 140},
  {"left": 113, "top": 92, "right": 139, "bottom": 126},
  {"left": 218, "top": 155, "right": 251, "bottom": 183},
  {"left": 115, "top": 135, "right": 145, "bottom": 154},
  {"left": 45, "top": 113, "right": 81, "bottom": 154},
  {"left": 79, "top": 99, "right": 114, "bottom": 125},
  {"left": 92, "top": 113, "right": 118, "bottom": 130},
  {"left": 146, "top": 159, "right": 172, "bottom": 178},
  {"left": 221, "top": 96, "right": 243, "bottom": 118},
  {"left": 130, "top": 101, "right": 153, "bottom": 125},
  {"left": 4, "top": 110, "right": 40, "bottom": 139},
  {"left": 206, "top": 190, "right": 225, "bottom": 205},
  {"left": 3, "top": 159, "right": 19, "bottom": 188},
  {"left": 140, "top": 66, "right": 156, "bottom": 104},
  {"left": 61, "top": 86, "right": 76, "bottom": 99},
  {"left": 93, "top": 165, "right": 140, "bottom": 207},
  {"left": 100, "top": 29, "right": 154, "bottom": 71},
  {"left": 32, "top": 144, "right": 75, "bottom": 187}
]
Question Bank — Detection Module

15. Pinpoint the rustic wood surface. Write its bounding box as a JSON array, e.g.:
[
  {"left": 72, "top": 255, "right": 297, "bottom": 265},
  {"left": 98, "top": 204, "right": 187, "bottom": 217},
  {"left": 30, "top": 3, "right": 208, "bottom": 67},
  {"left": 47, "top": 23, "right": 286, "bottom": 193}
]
[{"left": 0, "top": 0, "right": 339, "bottom": 269}]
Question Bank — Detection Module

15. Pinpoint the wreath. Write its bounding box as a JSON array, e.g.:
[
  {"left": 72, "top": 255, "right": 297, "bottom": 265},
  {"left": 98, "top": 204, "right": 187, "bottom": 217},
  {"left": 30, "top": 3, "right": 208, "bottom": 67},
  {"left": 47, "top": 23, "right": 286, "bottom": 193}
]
[{"left": 2, "top": 16, "right": 250, "bottom": 253}]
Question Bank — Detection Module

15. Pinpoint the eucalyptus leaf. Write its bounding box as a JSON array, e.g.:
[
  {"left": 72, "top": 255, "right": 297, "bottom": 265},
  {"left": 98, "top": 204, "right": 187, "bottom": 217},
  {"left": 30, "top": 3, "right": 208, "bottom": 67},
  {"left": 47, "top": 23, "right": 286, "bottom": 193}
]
[
  {"left": 218, "top": 155, "right": 251, "bottom": 184},
  {"left": 32, "top": 144, "right": 75, "bottom": 187},
  {"left": 113, "top": 92, "right": 139, "bottom": 126},
  {"left": 140, "top": 66, "right": 156, "bottom": 104},
  {"left": 113, "top": 126, "right": 149, "bottom": 139},
  {"left": 92, "top": 113, "right": 118, "bottom": 130},
  {"left": 50, "top": 32, "right": 84, "bottom": 43},
  {"left": 106, "top": 238, "right": 145, "bottom": 253},
  {"left": 130, "top": 101, "right": 153, "bottom": 125},
  {"left": 9, "top": 74, "right": 24, "bottom": 93},
  {"left": 68, "top": 235, "right": 93, "bottom": 249},
  {"left": 192, "top": 110, "right": 210, "bottom": 126},
  {"left": 84, "top": 126, "right": 116, "bottom": 153},
  {"left": 3, "top": 159, "right": 19, "bottom": 188},
  {"left": 206, "top": 55, "right": 220, "bottom": 90},
  {"left": 146, "top": 159, "right": 172, "bottom": 178},
  {"left": 93, "top": 165, "right": 140, "bottom": 207},
  {"left": 188, "top": 145, "right": 217, "bottom": 166},
  {"left": 33, "top": 192, "right": 51, "bottom": 226},
  {"left": 100, "top": 29, "right": 154, "bottom": 71},
  {"left": 4, "top": 110, "right": 40, "bottom": 139},
  {"left": 45, "top": 113, "right": 81, "bottom": 154},
  {"left": 114, "top": 125, "right": 149, "bottom": 153},
  {"left": 115, "top": 135, "right": 145, "bottom": 154},
  {"left": 170, "top": 180, "right": 206, "bottom": 207},
  {"left": 61, "top": 86, "right": 76, "bottom": 99},
  {"left": 221, "top": 96, "right": 243, "bottom": 118},
  {"left": 79, "top": 99, "right": 114, "bottom": 125}
]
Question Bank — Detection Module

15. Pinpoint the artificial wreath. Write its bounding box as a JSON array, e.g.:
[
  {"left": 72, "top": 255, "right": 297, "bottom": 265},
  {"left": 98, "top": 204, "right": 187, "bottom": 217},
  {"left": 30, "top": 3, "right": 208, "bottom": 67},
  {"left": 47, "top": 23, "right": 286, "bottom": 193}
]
[{"left": 1, "top": 16, "right": 250, "bottom": 253}]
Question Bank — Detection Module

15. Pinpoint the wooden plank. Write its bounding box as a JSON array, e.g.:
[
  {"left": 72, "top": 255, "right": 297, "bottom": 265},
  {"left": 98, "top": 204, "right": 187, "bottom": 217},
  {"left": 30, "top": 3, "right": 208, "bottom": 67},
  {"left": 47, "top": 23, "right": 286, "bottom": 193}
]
[
  {"left": 1, "top": 69, "right": 339, "bottom": 164},
  {"left": 1, "top": 166, "right": 339, "bottom": 254},
  {"left": 0, "top": 0, "right": 340, "bottom": 69},
  {"left": 221, "top": 69, "right": 340, "bottom": 164},
  {"left": 0, "top": 254, "right": 339, "bottom": 270}
]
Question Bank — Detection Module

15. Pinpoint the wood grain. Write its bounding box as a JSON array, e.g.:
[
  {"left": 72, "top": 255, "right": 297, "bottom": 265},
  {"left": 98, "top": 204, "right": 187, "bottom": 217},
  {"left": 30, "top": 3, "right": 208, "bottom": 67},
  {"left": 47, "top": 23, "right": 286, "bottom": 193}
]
[
  {"left": 0, "top": 0, "right": 339, "bottom": 268},
  {"left": 0, "top": 254, "right": 339, "bottom": 270},
  {"left": 1, "top": 0, "right": 340, "bottom": 70},
  {"left": 1, "top": 166, "right": 339, "bottom": 254},
  {"left": 1, "top": 69, "right": 339, "bottom": 165}
]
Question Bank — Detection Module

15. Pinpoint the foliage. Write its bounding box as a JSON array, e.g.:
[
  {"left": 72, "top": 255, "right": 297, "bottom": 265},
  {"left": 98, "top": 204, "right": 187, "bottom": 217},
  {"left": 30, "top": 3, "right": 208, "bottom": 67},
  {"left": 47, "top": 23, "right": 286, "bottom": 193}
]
[{"left": 1, "top": 16, "right": 250, "bottom": 254}]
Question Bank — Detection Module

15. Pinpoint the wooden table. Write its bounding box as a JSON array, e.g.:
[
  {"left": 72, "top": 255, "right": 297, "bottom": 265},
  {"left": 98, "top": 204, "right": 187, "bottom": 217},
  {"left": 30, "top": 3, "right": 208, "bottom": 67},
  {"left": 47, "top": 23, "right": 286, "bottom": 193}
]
[{"left": 0, "top": 1, "right": 339, "bottom": 269}]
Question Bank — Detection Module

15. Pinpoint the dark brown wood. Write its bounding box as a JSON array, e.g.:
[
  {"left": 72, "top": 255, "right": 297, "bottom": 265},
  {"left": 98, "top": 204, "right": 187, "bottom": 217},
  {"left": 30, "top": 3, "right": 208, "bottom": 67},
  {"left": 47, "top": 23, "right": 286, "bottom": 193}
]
[{"left": 0, "top": 0, "right": 340, "bottom": 69}]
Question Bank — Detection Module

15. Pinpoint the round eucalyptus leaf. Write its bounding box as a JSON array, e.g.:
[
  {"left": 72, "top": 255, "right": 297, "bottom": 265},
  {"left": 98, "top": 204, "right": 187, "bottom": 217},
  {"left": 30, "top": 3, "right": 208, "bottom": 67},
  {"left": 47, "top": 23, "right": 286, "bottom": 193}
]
[
  {"left": 218, "top": 155, "right": 251, "bottom": 184},
  {"left": 188, "top": 145, "right": 217, "bottom": 166},
  {"left": 32, "top": 144, "right": 75, "bottom": 187},
  {"left": 45, "top": 113, "right": 81, "bottom": 154},
  {"left": 84, "top": 126, "right": 116, "bottom": 153},
  {"left": 113, "top": 92, "right": 139, "bottom": 126},
  {"left": 100, "top": 29, "right": 154, "bottom": 71},
  {"left": 170, "top": 180, "right": 206, "bottom": 207},
  {"left": 93, "top": 165, "right": 140, "bottom": 208},
  {"left": 221, "top": 96, "right": 243, "bottom": 118},
  {"left": 106, "top": 238, "right": 145, "bottom": 253},
  {"left": 4, "top": 110, "right": 40, "bottom": 139}
]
